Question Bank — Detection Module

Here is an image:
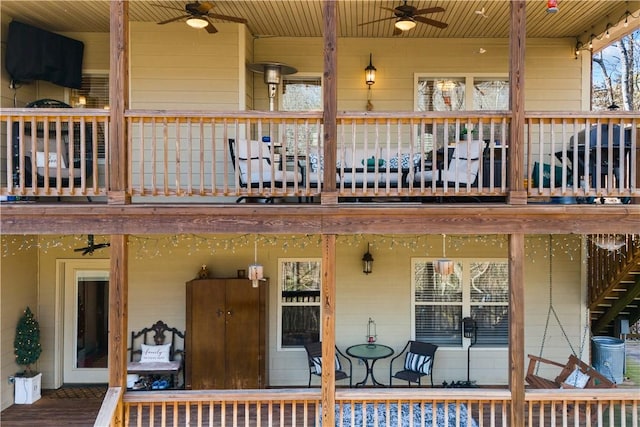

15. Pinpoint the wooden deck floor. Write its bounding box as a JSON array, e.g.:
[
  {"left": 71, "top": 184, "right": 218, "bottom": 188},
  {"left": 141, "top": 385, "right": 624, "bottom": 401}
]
[{"left": 0, "top": 385, "right": 106, "bottom": 427}]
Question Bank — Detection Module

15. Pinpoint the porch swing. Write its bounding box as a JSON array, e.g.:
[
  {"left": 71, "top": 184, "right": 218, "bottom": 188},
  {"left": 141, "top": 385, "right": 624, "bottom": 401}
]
[{"left": 525, "top": 236, "right": 616, "bottom": 390}]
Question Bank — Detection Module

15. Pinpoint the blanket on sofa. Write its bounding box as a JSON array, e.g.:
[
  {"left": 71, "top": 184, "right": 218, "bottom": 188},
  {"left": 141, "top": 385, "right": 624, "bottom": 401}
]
[{"left": 321, "top": 402, "right": 478, "bottom": 427}]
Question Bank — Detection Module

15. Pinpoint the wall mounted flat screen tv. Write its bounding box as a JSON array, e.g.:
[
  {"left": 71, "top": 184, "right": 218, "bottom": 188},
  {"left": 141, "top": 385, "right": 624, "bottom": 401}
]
[{"left": 5, "top": 21, "right": 84, "bottom": 89}]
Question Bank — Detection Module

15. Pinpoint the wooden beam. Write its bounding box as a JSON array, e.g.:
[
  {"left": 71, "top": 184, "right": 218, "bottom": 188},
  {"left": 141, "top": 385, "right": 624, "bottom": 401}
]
[
  {"left": 2, "top": 204, "right": 639, "bottom": 235},
  {"left": 509, "top": 233, "right": 525, "bottom": 427},
  {"left": 321, "top": 234, "right": 336, "bottom": 427},
  {"left": 322, "top": 0, "right": 337, "bottom": 195},
  {"left": 108, "top": 234, "right": 128, "bottom": 426},
  {"left": 508, "top": 0, "right": 526, "bottom": 205},
  {"left": 108, "top": 0, "right": 130, "bottom": 204}
]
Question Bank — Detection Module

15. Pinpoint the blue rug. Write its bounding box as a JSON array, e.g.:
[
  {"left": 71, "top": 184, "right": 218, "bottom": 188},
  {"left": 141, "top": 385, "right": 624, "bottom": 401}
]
[{"left": 324, "top": 402, "right": 478, "bottom": 427}]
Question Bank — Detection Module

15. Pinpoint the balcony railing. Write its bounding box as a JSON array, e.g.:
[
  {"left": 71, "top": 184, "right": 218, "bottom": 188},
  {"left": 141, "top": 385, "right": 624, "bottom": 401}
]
[
  {"left": 3, "top": 109, "right": 639, "bottom": 203},
  {"left": 113, "top": 388, "right": 639, "bottom": 427}
]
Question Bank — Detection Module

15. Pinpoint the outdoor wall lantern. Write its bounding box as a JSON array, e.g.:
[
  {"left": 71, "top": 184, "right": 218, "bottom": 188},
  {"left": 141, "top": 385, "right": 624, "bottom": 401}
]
[
  {"left": 435, "top": 234, "right": 454, "bottom": 276},
  {"left": 362, "top": 243, "right": 374, "bottom": 274},
  {"left": 365, "top": 54, "right": 376, "bottom": 111},
  {"left": 546, "top": 0, "right": 558, "bottom": 13}
]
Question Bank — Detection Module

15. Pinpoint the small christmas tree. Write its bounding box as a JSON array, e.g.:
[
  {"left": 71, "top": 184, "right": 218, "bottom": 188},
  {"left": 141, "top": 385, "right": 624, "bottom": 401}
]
[{"left": 14, "top": 307, "right": 42, "bottom": 376}]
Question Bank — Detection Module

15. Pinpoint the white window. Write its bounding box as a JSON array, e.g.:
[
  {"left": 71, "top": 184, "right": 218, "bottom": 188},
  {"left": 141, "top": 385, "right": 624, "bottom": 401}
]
[
  {"left": 415, "top": 75, "right": 509, "bottom": 111},
  {"left": 412, "top": 259, "right": 509, "bottom": 347},
  {"left": 280, "top": 76, "right": 322, "bottom": 154},
  {"left": 278, "top": 258, "right": 321, "bottom": 350}
]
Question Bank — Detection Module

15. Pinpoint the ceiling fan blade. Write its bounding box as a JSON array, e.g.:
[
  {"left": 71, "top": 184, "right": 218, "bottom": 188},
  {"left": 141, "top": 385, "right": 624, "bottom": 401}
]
[
  {"left": 380, "top": 6, "right": 399, "bottom": 14},
  {"left": 414, "top": 6, "right": 445, "bottom": 16},
  {"left": 158, "top": 15, "right": 190, "bottom": 25},
  {"left": 414, "top": 16, "right": 448, "bottom": 29},
  {"left": 204, "top": 18, "right": 218, "bottom": 34},
  {"left": 358, "top": 16, "right": 396, "bottom": 26},
  {"left": 74, "top": 247, "right": 88, "bottom": 252},
  {"left": 83, "top": 248, "right": 92, "bottom": 256},
  {"left": 207, "top": 13, "right": 247, "bottom": 24},
  {"left": 94, "top": 243, "right": 111, "bottom": 250}
]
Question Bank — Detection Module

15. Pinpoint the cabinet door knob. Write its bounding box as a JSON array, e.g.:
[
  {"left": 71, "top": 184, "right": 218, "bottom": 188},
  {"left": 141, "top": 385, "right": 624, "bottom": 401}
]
[
  {"left": 227, "top": 310, "right": 233, "bottom": 316},
  {"left": 216, "top": 309, "right": 224, "bottom": 317}
]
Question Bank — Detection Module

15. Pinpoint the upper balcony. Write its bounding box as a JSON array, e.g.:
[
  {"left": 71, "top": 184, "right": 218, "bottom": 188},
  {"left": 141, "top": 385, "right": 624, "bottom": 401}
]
[{"left": 2, "top": 109, "right": 638, "bottom": 205}]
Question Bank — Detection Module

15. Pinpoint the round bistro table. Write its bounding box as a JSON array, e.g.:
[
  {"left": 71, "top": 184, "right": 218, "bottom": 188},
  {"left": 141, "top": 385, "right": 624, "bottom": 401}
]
[{"left": 346, "top": 343, "right": 394, "bottom": 387}]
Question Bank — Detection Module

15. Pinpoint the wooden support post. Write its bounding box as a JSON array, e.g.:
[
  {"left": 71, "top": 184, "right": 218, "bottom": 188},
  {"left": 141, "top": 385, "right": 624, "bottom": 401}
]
[
  {"left": 108, "top": 0, "right": 131, "bottom": 205},
  {"left": 322, "top": 0, "right": 337, "bottom": 193},
  {"left": 321, "top": 234, "right": 336, "bottom": 427},
  {"left": 108, "top": 234, "right": 128, "bottom": 426},
  {"left": 508, "top": 233, "right": 525, "bottom": 427},
  {"left": 508, "top": 0, "right": 527, "bottom": 205}
]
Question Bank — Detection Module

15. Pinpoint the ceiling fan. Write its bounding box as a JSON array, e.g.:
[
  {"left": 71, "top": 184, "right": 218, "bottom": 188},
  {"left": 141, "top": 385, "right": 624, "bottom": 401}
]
[
  {"left": 359, "top": 1, "right": 447, "bottom": 35},
  {"left": 74, "top": 235, "right": 110, "bottom": 256},
  {"left": 156, "top": 1, "right": 247, "bottom": 34}
]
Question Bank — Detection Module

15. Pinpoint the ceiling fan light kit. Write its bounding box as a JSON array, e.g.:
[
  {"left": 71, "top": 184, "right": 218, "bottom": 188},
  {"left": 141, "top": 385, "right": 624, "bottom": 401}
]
[
  {"left": 395, "top": 17, "right": 417, "bottom": 31},
  {"left": 157, "top": 1, "right": 247, "bottom": 34},
  {"left": 186, "top": 17, "right": 209, "bottom": 29},
  {"left": 359, "top": 1, "right": 447, "bottom": 35}
]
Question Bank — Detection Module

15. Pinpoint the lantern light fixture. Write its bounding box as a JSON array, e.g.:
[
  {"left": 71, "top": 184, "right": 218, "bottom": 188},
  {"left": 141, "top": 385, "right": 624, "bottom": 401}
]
[
  {"left": 434, "top": 234, "right": 454, "bottom": 276},
  {"left": 248, "top": 240, "right": 264, "bottom": 287},
  {"left": 365, "top": 53, "right": 376, "bottom": 86},
  {"left": 546, "top": 0, "right": 558, "bottom": 13},
  {"left": 362, "top": 243, "right": 374, "bottom": 274}
]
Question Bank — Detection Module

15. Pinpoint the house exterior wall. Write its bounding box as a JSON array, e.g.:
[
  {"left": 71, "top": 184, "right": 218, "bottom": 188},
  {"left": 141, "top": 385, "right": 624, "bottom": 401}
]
[
  {"left": 129, "top": 22, "right": 243, "bottom": 110},
  {"left": 0, "top": 237, "right": 38, "bottom": 411},
  {"left": 25, "top": 234, "right": 585, "bottom": 389},
  {"left": 253, "top": 37, "right": 583, "bottom": 112}
]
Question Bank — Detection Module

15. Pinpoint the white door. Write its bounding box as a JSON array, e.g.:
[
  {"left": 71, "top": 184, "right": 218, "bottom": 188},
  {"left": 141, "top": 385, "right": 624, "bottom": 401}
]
[{"left": 62, "top": 260, "right": 109, "bottom": 383}]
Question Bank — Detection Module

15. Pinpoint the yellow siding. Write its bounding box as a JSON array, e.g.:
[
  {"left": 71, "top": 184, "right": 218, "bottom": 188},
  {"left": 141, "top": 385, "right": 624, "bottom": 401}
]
[
  {"left": 0, "top": 236, "right": 38, "bottom": 410},
  {"left": 130, "top": 22, "right": 242, "bottom": 110},
  {"left": 21, "top": 234, "right": 585, "bottom": 388}
]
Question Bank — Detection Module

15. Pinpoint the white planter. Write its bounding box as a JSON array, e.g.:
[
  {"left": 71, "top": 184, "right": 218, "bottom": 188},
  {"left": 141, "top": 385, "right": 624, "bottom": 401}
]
[{"left": 14, "top": 373, "right": 42, "bottom": 404}]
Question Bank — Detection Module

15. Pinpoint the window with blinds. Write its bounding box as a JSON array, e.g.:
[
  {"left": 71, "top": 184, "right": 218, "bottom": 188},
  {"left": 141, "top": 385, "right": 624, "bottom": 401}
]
[
  {"left": 70, "top": 73, "right": 108, "bottom": 159},
  {"left": 413, "top": 259, "right": 508, "bottom": 347},
  {"left": 278, "top": 259, "right": 321, "bottom": 349}
]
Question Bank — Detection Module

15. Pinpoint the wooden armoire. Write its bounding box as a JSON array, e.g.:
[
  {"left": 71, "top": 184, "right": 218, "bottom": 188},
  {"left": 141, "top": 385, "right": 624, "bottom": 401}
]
[{"left": 185, "top": 278, "right": 267, "bottom": 389}]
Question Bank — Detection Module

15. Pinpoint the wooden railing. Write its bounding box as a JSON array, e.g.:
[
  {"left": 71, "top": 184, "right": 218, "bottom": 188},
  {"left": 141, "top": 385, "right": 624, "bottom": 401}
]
[
  {"left": 3, "top": 109, "right": 640, "bottom": 203},
  {"left": 94, "top": 386, "right": 123, "bottom": 427},
  {"left": 1, "top": 109, "right": 109, "bottom": 198},
  {"left": 525, "top": 113, "right": 639, "bottom": 202},
  {"left": 588, "top": 234, "right": 640, "bottom": 308},
  {"left": 118, "top": 388, "right": 639, "bottom": 427}
]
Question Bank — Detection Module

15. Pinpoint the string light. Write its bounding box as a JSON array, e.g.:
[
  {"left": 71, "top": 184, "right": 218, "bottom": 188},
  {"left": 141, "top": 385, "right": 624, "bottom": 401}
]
[
  {"left": 4, "top": 234, "right": 635, "bottom": 262},
  {"left": 579, "top": 9, "right": 640, "bottom": 51}
]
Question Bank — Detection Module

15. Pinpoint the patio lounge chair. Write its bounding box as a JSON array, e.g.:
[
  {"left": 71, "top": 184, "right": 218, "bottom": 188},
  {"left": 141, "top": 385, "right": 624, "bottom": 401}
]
[
  {"left": 390, "top": 340, "right": 438, "bottom": 387},
  {"left": 304, "top": 341, "right": 353, "bottom": 387},
  {"left": 412, "top": 140, "right": 485, "bottom": 188},
  {"left": 12, "top": 98, "right": 94, "bottom": 190},
  {"left": 229, "top": 138, "right": 302, "bottom": 202}
]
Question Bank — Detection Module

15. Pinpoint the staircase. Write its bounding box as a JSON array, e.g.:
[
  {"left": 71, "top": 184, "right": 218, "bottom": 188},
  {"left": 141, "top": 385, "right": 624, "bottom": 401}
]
[{"left": 588, "top": 234, "right": 640, "bottom": 336}]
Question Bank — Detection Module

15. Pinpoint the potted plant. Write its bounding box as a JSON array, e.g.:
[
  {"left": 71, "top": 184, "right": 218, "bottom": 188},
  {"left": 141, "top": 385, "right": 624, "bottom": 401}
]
[{"left": 13, "top": 306, "right": 42, "bottom": 404}]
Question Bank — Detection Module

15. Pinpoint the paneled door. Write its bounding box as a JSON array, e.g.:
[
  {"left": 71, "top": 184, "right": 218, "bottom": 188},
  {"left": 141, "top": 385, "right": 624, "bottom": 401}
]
[{"left": 61, "top": 259, "right": 109, "bottom": 384}]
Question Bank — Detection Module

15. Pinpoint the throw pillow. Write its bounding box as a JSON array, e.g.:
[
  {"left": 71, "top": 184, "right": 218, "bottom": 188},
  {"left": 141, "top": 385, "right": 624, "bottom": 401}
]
[
  {"left": 140, "top": 343, "right": 171, "bottom": 363},
  {"left": 563, "top": 367, "right": 590, "bottom": 388},
  {"left": 404, "top": 352, "right": 432, "bottom": 375},
  {"left": 309, "top": 355, "right": 343, "bottom": 374}
]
